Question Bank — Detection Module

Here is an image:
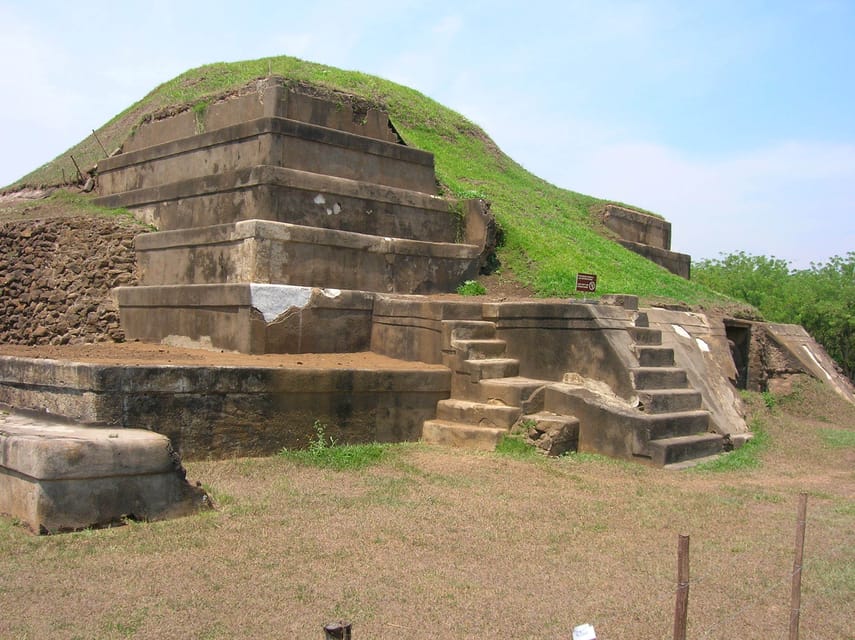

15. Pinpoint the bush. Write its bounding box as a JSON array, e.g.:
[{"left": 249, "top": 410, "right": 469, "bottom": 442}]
[{"left": 456, "top": 280, "right": 486, "bottom": 296}]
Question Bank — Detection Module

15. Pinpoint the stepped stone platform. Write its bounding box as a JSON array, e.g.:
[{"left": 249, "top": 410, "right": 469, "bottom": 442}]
[
  {"left": 97, "top": 115, "right": 435, "bottom": 196},
  {"left": 5, "top": 77, "right": 853, "bottom": 534},
  {"left": 95, "top": 79, "right": 494, "bottom": 355},
  {"left": 0, "top": 411, "right": 208, "bottom": 533},
  {"left": 375, "top": 296, "right": 746, "bottom": 465}
]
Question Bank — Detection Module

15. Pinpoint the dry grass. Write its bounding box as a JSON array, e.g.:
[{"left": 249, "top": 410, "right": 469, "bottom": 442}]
[{"left": 1, "top": 377, "right": 852, "bottom": 639}]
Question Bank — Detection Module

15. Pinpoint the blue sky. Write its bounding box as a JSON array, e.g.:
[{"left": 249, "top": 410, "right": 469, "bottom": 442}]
[{"left": 1, "top": 0, "right": 852, "bottom": 268}]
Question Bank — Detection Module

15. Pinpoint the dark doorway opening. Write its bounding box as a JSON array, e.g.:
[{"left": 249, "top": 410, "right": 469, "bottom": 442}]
[{"left": 724, "top": 321, "right": 751, "bottom": 389}]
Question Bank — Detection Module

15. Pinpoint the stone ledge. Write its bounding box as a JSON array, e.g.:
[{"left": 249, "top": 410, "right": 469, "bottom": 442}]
[
  {"left": 98, "top": 117, "right": 436, "bottom": 195},
  {"left": 618, "top": 240, "right": 691, "bottom": 279},
  {"left": 133, "top": 222, "right": 481, "bottom": 293},
  {"left": 0, "top": 351, "right": 451, "bottom": 460},
  {"left": 93, "top": 165, "right": 456, "bottom": 239}
]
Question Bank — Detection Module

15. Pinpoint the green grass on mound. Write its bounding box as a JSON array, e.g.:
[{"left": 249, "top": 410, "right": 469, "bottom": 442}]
[{"left": 7, "top": 55, "right": 731, "bottom": 305}]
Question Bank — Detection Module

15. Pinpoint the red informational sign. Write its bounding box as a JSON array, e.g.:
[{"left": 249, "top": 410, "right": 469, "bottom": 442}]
[{"left": 576, "top": 273, "right": 597, "bottom": 293}]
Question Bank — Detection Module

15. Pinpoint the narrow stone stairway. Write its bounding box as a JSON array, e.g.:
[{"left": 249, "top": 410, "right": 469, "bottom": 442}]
[
  {"left": 627, "top": 313, "right": 724, "bottom": 466},
  {"left": 422, "top": 320, "right": 551, "bottom": 450}
]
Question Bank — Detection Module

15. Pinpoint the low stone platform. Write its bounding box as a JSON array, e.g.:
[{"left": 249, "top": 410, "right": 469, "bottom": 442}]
[
  {"left": 0, "top": 412, "right": 208, "bottom": 533},
  {"left": 0, "top": 344, "right": 450, "bottom": 460}
]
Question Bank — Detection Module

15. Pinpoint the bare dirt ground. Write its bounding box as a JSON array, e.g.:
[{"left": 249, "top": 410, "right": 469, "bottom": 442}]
[
  {"left": 0, "top": 341, "right": 442, "bottom": 370},
  {"left": 0, "top": 377, "right": 852, "bottom": 640}
]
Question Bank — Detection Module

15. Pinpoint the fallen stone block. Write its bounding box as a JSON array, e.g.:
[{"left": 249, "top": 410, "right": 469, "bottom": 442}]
[{"left": 0, "top": 412, "right": 209, "bottom": 534}]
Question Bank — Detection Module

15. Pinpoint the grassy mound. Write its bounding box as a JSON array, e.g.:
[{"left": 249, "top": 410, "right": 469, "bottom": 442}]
[{"left": 7, "top": 55, "right": 731, "bottom": 305}]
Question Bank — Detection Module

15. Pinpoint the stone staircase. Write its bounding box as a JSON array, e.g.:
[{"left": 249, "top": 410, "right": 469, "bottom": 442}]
[
  {"left": 422, "top": 319, "right": 580, "bottom": 452},
  {"left": 539, "top": 313, "right": 724, "bottom": 467},
  {"left": 422, "top": 313, "right": 723, "bottom": 467},
  {"left": 626, "top": 313, "right": 724, "bottom": 466}
]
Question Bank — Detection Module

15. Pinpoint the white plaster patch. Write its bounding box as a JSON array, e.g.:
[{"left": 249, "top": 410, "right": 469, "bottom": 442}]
[
  {"left": 313, "top": 194, "right": 326, "bottom": 205},
  {"left": 695, "top": 337, "right": 710, "bottom": 353},
  {"left": 321, "top": 288, "right": 342, "bottom": 298},
  {"left": 671, "top": 324, "right": 692, "bottom": 339},
  {"left": 250, "top": 284, "right": 312, "bottom": 322},
  {"left": 333, "top": 202, "right": 342, "bottom": 215},
  {"left": 802, "top": 344, "right": 833, "bottom": 381}
]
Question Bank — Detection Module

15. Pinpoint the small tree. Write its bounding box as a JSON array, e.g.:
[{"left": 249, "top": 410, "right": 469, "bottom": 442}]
[{"left": 694, "top": 251, "right": 853, "bottom": 381}]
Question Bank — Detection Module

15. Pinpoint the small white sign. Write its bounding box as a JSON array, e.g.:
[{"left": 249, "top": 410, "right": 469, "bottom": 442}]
[{"left": 572, "top": 623, "right": 597, "bottom": 640}]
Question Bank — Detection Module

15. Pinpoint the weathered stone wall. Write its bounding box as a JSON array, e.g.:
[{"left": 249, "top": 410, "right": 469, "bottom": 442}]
[{"left": 0, "top": 217, "right": 140, "bottom": 345}]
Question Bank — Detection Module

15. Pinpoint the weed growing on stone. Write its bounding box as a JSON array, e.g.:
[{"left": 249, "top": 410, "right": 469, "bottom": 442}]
[
  {"left": 456, "top": 280, "right": 486, "bottom": 296},
  {"left": 761, "top": 390, "right": 778, "bottom": 410},
  {"left": 279, "top": 420, "right": 388, "bottom": 470}
]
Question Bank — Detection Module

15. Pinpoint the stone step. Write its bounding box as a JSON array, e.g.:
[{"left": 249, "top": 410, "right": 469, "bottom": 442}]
[
  {"left": 135, "top": 220, "right": 480, "bottom": 294},
  {"left": 664, "top": 453, "right": 725, "bottom": 471},
  {"left": 478, "top": 377, "right": 547, "bottom": 408},
  {"left": 641, "top": 410, "right": 710, "bottom": 441},
  {"left": 463, "top": 358, "right": 520, "bottom": 382},
  {"left": 97, "top": 116, "right": 437, "bottom": 196},
  {"left": 628, "top": 327, "right": 662, "bottom": 346},
  {"left": 636, "top": 346, "right": 675, "bottom": 367},
  {"left": 451, "top": 339, "right": 507, "bottom": 360},
  {"left": 436, "top": 399, "right": 521, "bottom": 429},
  {"left": 646, "top": 433, "right": 725, "bottom": 466},
  {"left": 637, "top": 389, "right": 703, "bottom": 414},
  {"left": 95, "top": 165, "right": 462, "bottom": 240},
  {"left": 444, "top": 320, "right": 497, "bottom": 342},
  {"left": 519, "top": 412, "right": 580, "bottom": 456},
  {"left": 422, "top": 419, "right": 506, "bottom": 450},
  {"left": 122, "top": 85, "right": 400, "bottom": 153},
  {"left": 631, "top": 367, "right": 688, "bottom": 390}
]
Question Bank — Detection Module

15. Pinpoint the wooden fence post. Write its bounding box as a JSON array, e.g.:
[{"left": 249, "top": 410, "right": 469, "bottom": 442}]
[
  {"left": 324, "top": 621, "right": 352, "bottom": 639},
  {"left": 788, "top": 493, "right": 808, "bottom": 640},
  {"left": 674, "top": 534, "right": 690, "bottom": 640}
]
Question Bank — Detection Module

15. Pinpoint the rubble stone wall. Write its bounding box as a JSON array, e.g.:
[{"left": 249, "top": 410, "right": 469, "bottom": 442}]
[{"left": 0, "top": 217, "right": 140, "bottom": 345}]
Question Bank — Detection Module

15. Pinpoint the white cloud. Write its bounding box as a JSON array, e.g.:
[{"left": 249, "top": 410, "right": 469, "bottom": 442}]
[{"left": 433, "top": 14, "right": 463, "bottom": 37}]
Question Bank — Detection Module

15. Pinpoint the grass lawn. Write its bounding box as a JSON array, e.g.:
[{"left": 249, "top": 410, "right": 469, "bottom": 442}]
[{"left": 1, "top": 377, "right": 852, "bottom": 639}]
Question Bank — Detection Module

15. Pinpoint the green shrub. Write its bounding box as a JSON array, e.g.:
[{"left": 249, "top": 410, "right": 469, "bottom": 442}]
[{"left": 456, "top": 280, "right": 486, "bottom": 296}]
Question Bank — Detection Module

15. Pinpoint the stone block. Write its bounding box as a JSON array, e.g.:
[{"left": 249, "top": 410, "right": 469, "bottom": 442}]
[
  {"left": 603, "top": 204, "right": 672, "bottom": 250},
  {"left": 0, "top": 412, "right": 208, "bottom": 533}
]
